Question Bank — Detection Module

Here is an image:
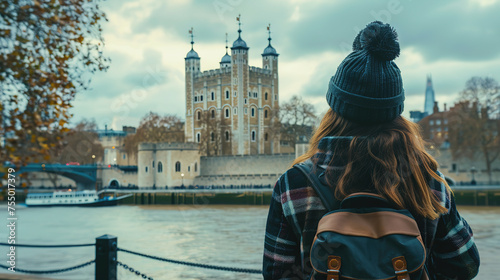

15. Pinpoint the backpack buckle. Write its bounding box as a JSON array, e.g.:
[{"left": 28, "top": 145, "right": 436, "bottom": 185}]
[
  {"left": 327, "top": 256, "right": 341, "bottom": 280},
  {"left": 392, "top": 256, "right": 411, "bottom": 280}
]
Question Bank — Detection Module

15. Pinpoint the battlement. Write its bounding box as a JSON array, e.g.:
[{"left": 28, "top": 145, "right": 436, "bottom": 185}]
[
  {"left": 138, "top": 142, "right": 199, "bottom": 151},
  {"left": 193, "top": 67, "right": 232, "bottom": 78},
  {"left": 249, "top": 66, "right": 272, "bottom": 75}
]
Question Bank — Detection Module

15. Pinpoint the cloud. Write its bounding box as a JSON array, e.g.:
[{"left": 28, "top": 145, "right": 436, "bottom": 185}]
[{"left": 70, "top": 0, "right": 500, "bottom": 129}]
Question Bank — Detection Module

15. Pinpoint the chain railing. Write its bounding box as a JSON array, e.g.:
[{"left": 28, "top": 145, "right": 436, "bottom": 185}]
[{"left": 0, "top": 234, "right": 262, "bottom": 279}]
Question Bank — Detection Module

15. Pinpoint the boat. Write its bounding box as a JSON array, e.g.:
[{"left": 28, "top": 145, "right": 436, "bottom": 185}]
[{"left": 25, "top": 190, "right": 132, "bottom": 207}]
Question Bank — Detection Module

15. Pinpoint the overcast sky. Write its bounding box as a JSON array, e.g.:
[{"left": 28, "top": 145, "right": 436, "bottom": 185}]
[{"left": 71, "top": 0, "right": 500, "bottom": 129}]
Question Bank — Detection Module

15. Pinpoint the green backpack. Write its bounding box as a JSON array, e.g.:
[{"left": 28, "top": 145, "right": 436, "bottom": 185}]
[{"left": 295, "top": 164, "right": 428, "bottom": 280}]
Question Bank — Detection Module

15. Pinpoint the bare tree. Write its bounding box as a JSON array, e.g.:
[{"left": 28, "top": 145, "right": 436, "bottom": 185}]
[
  {"left": 278, "top": 96, "right": 318, "bottom": 147},
  {"left": 124, "top": 112, "right": 184, "bottom": 157},
  {"left": 449, "top": 77, "right": 500, "bottom": 183}
]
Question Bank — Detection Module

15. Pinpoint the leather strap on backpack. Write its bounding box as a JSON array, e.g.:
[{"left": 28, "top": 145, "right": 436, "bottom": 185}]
[
  {"left": 294, "top": 163, "right": 339, "bottom": 212},
  {"left": 392, "top": 256, "right": 411, "bottom": 280},
  {"left": 327, "top": 256, "right": 341, "bottom": 280}
]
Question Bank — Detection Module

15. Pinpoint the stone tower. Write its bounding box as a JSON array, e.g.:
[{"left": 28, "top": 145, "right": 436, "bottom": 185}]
[{"left": 185, "top": 19, "right": 279, "bottom": 156}]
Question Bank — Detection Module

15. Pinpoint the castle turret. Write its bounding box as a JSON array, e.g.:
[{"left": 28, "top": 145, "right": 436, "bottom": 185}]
[
  {"left": 262, "top": 24, "right": 279, "bottom": 154},
  {"left": 220, "top": 33, "right": 231, "bottom": 68},
  {"left": 230, "top": 15, "right": 249, "bottom": 155},
  {"left": 185, "top": 28, "right": 200, "bottom": 143}
]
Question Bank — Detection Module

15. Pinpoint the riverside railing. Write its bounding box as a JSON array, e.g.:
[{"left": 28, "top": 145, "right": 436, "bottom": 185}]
[{"left": 0, "top": 234, "right": 262, "bottom": 279}]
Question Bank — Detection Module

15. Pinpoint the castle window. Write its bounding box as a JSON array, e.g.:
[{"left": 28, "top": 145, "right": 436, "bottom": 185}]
[
  {"left": 265, "top": 109, "right": 268, "bottom": 118},
  {"left": 251, "top": 130, "right": 256, "bottom": 142},
  {"left": 244, "top": 108, "right": 247, "bottom": 114},
  {"left": 265, "top": 65, "right": 268, "bottom": 69},
  {"left": 210, "top": 132, "right": 215, "bottom": 142},
  {"left": 274, "top": 94, "right": 277, "bottom": 101},
  {"left": 225, "top": 131, "right": 230, "bottom": 141},
  {"left": 234, "top": 91, "right": 237, "bottom": 97},
  {"left": 265, "top": 133, "right": 268, "bottom": 141},
  {"left": 211, "top": 110, "right": 215, "bottom": 118},
  {"left": 188, "top": 166, "right": 191, "bottom": 172},
  {"left": 152, "top": 161, "right": 155, "bottom": 168},
  {"left": 175, "top": 161, "right": 181, "bottom": 172},
  {"left": 200, "top": 95, "right": 204, "bottom": 101},
  {"left": 196, "top": 132, "right": 201, "bottom": 143},
  {"left": 430, "top": 120, "right": 434, "bottom": 125},
  {"left": 194, "top": 162, "right": 198, "bottom": 172},
  {"left": 197, "top": 111, "right": 201, "bottom": 120},
  {"left": 194, "top": 96, "right": 198, "bottom": 102},
  {"left": 145, "top": 166, "right": 148, "bottom": 173},
  {"left": 244, "top": 98, "right": 247, "bottom": 104},
  {"left": 254, "top": 92, "right": 258, "bottom": 98},
  {"left": 158, "top": 162, "right": 163, "bottom": 173},
  {"left": 436, "top": 120, "right": 441, "bottom": 125},
  {"left": 225, "top": 90, "right": 229, "bottom": 99},
  {"left": 251, "top": 108, "right": 255, "bottom": 117},
  {"left": 225, "top": 108, "right": 229, "bottom": 118},
  {"left": 211, "top": 91, "right": 215, "bottom": 100},
  {"left": 265, "top": 92, "right": 268, "bottom": 100},
  {"left": 234, "top": 108, "right": 237, "bottom": 115}
]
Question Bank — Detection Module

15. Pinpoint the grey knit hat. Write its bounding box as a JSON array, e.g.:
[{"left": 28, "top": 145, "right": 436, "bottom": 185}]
[{"left": 326, "top": 21, "right": 405, "bottom": 123}]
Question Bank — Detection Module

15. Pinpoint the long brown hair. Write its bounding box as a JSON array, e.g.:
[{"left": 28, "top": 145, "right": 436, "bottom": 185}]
[{"left": 293, "top": 109, "right": 450, "bottom": 219}]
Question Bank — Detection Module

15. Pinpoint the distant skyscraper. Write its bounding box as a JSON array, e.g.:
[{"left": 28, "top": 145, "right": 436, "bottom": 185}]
[{"left": 424, "top": 75, "right": 435, "bottom": 115}]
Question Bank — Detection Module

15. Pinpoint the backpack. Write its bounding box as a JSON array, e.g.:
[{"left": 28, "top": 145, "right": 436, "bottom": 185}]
[{"left": 295, "top": 163, "right": 429, "bottom": 280}]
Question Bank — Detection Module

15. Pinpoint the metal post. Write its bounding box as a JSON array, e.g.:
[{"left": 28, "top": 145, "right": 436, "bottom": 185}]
[{"left": 95, "top": 234, "right": 117, "bottom": 280}]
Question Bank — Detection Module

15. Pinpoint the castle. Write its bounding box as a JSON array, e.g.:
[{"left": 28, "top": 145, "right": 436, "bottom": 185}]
[{"left": 184, "top": 20, "right": 280, "bottom": 155}]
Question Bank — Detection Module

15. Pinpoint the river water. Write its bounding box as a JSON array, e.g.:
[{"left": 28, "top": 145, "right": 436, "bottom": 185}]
[{"left": 0, "top": 204, "right": 498, "bottom": 280}]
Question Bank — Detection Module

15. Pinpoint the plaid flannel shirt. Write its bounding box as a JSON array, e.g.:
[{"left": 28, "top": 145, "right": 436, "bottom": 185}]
[{"left": 263, "top": 137, "right": 480, "bottom": 280}]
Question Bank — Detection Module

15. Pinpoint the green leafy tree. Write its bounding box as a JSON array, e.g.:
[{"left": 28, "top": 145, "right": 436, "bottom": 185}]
[{"left": 0, "top": 0, "right": 109, "bottom": 169}]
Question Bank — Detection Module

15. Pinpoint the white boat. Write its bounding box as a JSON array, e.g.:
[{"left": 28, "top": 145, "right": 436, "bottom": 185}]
[{"left": 25, "top": 190, "right": 132, "bottom": 207}]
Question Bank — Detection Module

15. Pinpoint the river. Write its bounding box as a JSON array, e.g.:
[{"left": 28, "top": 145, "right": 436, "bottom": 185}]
[{"left": 0, "top": 204, "right": 498, "bottom": 279}]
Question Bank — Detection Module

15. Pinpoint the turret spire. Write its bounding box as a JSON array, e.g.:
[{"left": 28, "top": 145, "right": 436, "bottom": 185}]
[
  {"left": 225, "top": 32, "right": 228, "bottom": 54},
  {"left": 267, "top": 24, "right": 272, "bottom": 46},
  {"left": 237, "top": 14, "right": 242, "bottom": 38},
  {"left": 189, "top": 27, "right": 195, "bottom": 50}
]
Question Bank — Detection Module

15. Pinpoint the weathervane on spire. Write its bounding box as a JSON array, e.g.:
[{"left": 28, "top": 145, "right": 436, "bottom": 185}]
[
  {"left": 267, "top": 24, "right": 272, "bottom": 46},
  {"left": 225, "top": 32, "right": 228, "bottom": 54},
  {"left": 189, "top": 27, "right": 194, "bottom": 50},
  {"left": 236, "top": 14, "right": 242, "bottom": 37}
]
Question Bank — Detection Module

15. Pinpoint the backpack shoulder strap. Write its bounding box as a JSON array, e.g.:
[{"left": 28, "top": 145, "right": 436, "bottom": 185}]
[{"left": 294, "top": 163, "right": 340, "bottom": 212}]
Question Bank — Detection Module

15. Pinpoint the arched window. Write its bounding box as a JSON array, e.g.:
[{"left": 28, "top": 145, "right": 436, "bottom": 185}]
[
  {"left": 265, "top": 133, "right": 268, "bottom": 141},
  {"left": 194, "top": 96, "right": 198, "bottom": 102},
  {"left": 197, "top": 111, "right": 201, "bottom": 120},
  {"left": 265, "top": 109, "right": 268, "bottom": 118},
  {"left": 225, "top": 90, "right": 229, "bottom": 99},
  {"left": 265, "top": 92, "right": 268, "bottom": 100},
  {"left": 211, "top": 91, "right": 214, "bottom": 100},
  {"left": 158, "top": 162, "right": 163, "bottom": 173},
  {"left": 251, "top": 130, "right": 256, "bottom": 141},
  {"left": 145, "top": 166, "right": 148, "bottom": 173},
  {"left": 175, "top": 161, "right": 181, "bottom": 172},
  {"left": 225, "top": 108, "right": 229, "bottom": 118},
  {"left": 194, "top": 162, "right": 198, "bottom": 172},
  {"left": 211, "top": 110, "right": 215, "bottom": 118},
  {"left": 251, "top": 108, "right": 255, "bottom": 117},
  {"left": 200, "top": 95, "right": 204, "bottom": 101},
  {"left": 210, "top": 132, "right": 215, "bottom": 142},
  {"left": 196, "top": 133, "right": 200, "bottom": 143},
  {"left": 225, "top": 131, "right": 229, "bottom": 141}
]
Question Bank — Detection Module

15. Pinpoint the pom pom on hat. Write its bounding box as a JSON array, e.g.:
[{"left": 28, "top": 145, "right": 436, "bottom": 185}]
[{"left": 353, "top": 21, "right": 400, "bottom": 61}]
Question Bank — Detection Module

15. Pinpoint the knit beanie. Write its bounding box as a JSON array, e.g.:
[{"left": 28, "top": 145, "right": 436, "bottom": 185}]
[{"left": 326, "top": 21, "right": 405, "bottom": 124}]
